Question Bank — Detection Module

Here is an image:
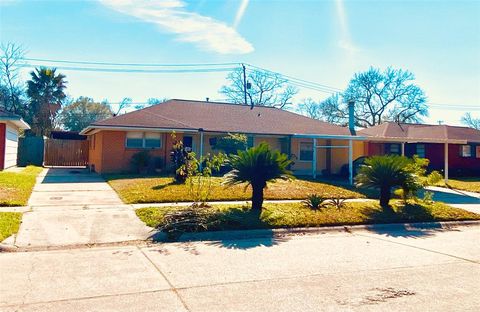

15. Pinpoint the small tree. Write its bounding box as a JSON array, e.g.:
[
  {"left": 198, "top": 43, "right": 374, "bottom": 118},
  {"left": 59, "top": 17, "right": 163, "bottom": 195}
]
[
  {"left": 224, "top": 143, "right": 293, "bottom": 211},
  {"left": 355, "top": 155, "right": 415, "bottom": 208},
  {"left": 170, "top": 133, "right": 197, "bottom": 183}
]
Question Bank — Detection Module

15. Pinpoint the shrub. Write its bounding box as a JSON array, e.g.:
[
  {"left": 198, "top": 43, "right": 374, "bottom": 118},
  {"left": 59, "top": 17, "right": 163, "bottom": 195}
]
[
  {"left": 330, "top": 197, "right": 346, "bottom": 209},
  {"left": 427, "top": 171, "right": 443, "bottom": 185},
  {"left": 130, "top": 150, "right": 151, "bottom": 173},
  {"left": 303, "top": 194, "right": 328, "bottom": 210},
  {"left": 224, "top": 143, "right": 293, "bottom": 211},
  {"left": 355, "top": 155, "right": 415, "bottom": 208},
  {"left": 212, "top": 133, "right": 247, "bottom": 155},
  {"left": 161, "top": 207, "right": 210, "bottom": 240}
]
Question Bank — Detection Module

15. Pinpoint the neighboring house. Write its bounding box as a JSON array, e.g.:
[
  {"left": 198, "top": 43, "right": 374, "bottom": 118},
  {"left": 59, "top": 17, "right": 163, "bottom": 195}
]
[
  {"left": 80, "top": 99, "right": 364, "bottom": 181},
  {"left": 359, "top": 122, "right": 480, "bottom": 180},
  {"left": 0, "top": 109, "right": 30, "bottom": 170}
]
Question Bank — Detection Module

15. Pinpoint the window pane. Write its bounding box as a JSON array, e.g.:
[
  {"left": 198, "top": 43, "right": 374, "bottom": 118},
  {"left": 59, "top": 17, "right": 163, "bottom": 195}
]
[
  {"left": 299, "top": 142, "right": 313, "bottom": 161},
  {"left": 183, "top": 136, "right": 193, "bottom": 148},
  {"left": 145, "top": 139, "right": 161, "bottom": 148},
  {"left": 416, "top": 144, "right": 425, "bottom": 158},
  {"left": 126, "top": 138, "right": 143, "bottom": 148},
  {"left": 461, "top": 145, "right": 472, "bottom": 157},
  {"left": 247, "top": 136, "right": 254, "bottom": 148},
  {"left": 389, "top": 144, "right": 400, "bottom": 154}
]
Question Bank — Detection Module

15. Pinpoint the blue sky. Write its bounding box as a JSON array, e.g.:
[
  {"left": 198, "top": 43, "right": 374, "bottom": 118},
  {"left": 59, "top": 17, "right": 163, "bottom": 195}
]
[{"left": 1, "top": 0, "right": 479, "bottom": 125}]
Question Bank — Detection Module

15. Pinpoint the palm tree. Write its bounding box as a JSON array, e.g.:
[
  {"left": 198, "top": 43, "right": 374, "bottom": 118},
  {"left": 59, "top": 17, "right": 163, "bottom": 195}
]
[
  {"left": 27, "top": 67, "right": 67, "bottom": 136},
  {"left": 224, "top": 143, "right": 293, "bottom": 211},
  {"left": 355, "top": 155, "right": 415, "bottom": 208}
]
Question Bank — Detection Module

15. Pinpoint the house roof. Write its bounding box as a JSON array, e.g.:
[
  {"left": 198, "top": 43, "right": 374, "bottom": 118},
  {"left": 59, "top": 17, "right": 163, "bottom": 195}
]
[
  {"left": 0, "top": 109, "right": 30, "bottom": 129},
  {"left": 359, "top": 122, "right": 480, "bottom": 144},
  {"left": 82, "top": 99, "right": 354, "bottom": 137}
]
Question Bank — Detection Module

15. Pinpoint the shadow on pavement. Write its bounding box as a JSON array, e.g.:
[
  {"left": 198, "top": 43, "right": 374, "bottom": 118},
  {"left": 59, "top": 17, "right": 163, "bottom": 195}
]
[
  {"left": 364, "top": 222, "right": 458, "bottom": 238},
  {"left": 40, "top": 168, "right": 104, "bottom": 183}
]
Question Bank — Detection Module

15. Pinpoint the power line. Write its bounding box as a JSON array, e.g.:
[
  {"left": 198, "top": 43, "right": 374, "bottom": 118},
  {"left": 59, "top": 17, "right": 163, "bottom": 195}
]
[
  {"left": 18, "top": 64, "right": 236, "bottom": 74},
  {"left": 19, "top": 57, "right": 240, "bottom": 68}
]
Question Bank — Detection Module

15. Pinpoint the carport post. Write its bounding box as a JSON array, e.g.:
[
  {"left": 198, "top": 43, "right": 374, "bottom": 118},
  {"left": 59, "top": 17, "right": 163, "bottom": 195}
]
[
  {"left": 348, "top": 139, "right": 353, "bottom": 185},
  {"left": 312, "top": 138, "right": 317, "bottom": 179},
  {"left": 444, "top": 142, "right": 449, "bottom": 183},
  {"left": 401, "top": 142, "right": 405, "bottom": 156}
]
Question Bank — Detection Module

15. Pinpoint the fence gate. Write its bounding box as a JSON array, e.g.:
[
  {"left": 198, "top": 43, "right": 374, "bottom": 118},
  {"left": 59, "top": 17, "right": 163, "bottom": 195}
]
[{"left": 44, "top": 139, "right": 89, "bottom": 167}]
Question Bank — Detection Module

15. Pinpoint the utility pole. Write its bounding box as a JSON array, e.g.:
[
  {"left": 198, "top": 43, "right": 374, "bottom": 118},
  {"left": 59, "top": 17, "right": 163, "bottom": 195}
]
[{"left": 242, "top": 63, "right": 249, "bottom": 108}]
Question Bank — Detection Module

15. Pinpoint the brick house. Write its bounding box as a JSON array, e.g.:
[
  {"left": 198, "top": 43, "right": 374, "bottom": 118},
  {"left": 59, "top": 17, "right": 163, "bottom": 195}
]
[
  {"left": 0, "top": 109, "right": 30, "bottom": 170},
  {"left": 359, "top": 122, "right": 480, "bottom": 180},
  {"left": 80, "top": 99, "right": 364, "bottom": 182}
]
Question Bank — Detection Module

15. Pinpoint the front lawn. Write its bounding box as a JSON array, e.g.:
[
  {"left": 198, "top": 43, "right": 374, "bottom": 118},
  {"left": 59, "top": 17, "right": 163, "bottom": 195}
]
[
  {"left": 106, "top": 175, "right": 365, "bottom": 204},
  {"left": 0, "top": 166, "right": 43, "bottom": 207},
  {"left": 436, "top": 177, "right": 480, "bottom": 194},
  {"left": 136, "top": 200, "right": 480, "bottom": 231},
  {"left": 0, "top": 212, "right": 22, "bottom": 241}
]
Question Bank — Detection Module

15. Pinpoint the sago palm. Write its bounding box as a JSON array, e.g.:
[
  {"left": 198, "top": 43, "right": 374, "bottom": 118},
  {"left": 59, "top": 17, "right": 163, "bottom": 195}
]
[
  {"left": 223, "top": 143, "right": 293, "bottom": 211},
  {"left": 355, "top": 155, "right": 415, "bottom": 208}
]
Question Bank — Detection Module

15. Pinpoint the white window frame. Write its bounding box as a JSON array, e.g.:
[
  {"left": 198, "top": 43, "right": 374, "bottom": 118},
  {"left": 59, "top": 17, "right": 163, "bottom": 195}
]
[
  {"left": 125, "top": 131, "right": 162, "bottom": 149},
  {"left": 460, "top": 145, "right": 472, "bottom": 158},
  {"left": 298, "top": 142, "right": 314, "bottom": 162}
]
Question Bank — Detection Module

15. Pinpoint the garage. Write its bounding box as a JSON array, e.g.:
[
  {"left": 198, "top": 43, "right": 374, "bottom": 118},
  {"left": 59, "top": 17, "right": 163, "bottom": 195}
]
[{"left": 0, "top": 109, "right": 30, "bottom": 170}]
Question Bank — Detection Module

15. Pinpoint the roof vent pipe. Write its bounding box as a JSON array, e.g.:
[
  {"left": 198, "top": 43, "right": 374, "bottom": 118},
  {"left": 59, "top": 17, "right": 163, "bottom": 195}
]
[{"left": 348, "top": 100, "right": 355, "bottom": 134}]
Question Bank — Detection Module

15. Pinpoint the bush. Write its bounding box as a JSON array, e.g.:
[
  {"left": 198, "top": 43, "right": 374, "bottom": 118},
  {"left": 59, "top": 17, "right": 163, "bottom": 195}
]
[
  {"left": 303, "top": 194, "right": 328, "bottom": 210},
  {"left": 161, "top": 207, "right": 210, "bottom": 240},
  {"left": 130, "top": 150, "right": 151, "bottom": 173},
  {"left": 330, "top": 197, "right": 346, "bottom": 209},
  {"left": 212, "top": 133, "right": 247, "bottom": 155},
  {"left": 427, "top": 171, "right": 443, "bottom": 185}
]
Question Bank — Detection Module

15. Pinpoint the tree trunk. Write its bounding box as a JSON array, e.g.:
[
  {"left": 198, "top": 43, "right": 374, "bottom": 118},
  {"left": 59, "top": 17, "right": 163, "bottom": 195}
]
[
  {"left": 251, "top": 184, "right": 264, "bottom": 211},
  {"left": 380, "top": 186, "right": 391, "bottom": 208}
]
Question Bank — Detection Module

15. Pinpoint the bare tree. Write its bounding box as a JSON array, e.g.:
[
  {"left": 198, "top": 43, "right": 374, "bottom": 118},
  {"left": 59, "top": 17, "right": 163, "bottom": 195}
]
[
  {"left": 0, "top": 43, "right": 27, "bottom": 115},
  {"left": 298, "top": 95, "right": 348, "bottom": 125},
  {"left": 461, "top": 112, "right": 480, "bottom": 130},
  {"left": 219, "top": 68, "right": 298, "bottom": 109},
  {"left": 316, "top": 67, "right": 428, "bottom": 127}
]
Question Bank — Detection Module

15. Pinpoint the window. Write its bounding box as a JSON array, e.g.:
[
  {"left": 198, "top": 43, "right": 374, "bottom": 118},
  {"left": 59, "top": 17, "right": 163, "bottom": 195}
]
[
  {"left": 460, "top": 145, "right": 472, "bottom": 157},
  {"left": 416, "top": 144, "right": 426, "bottom": 158},
  {"left": 183, "top": 136, "right": 193, "bottom": 152},
  {"left": 299, "top": 142, "right": 313, "bottom": 161},
  {"left": 247, "top": 136, "right": 255, "bottom": 148},
  {"left": 388, "top": 144, "right": 400, "bottom": 155},
  {"left": 477, "top": 146, "right": 480, "bottom": 158},
  {"left": 145, "top": 132, "right": 161, "bottom": 148},
  {"left": 126, "top": 132, "right": 161, "bottom": 149}
]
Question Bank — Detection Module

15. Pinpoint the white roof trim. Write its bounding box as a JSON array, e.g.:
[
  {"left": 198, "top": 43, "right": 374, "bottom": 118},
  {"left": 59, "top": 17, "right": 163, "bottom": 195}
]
[{"left": 80, "top": 125, "right": 199, "bottom": 135}]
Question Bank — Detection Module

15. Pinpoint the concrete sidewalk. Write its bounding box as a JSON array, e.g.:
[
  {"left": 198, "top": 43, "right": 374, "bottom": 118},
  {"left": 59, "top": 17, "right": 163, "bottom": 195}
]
[
  {"left": 425, "top": 186, "right": 480, "bottom": 214},
  {"left": 11, "top": 168, "right": 153, "bottom": 248},
  {"left": 1, "top": 223, "right": 479, "bottom": 311}
]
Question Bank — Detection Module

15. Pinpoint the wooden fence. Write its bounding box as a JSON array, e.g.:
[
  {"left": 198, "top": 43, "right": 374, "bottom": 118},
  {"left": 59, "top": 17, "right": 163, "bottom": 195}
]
[{"left": 44, "top": 139, "right": 89, "bottom": 167}]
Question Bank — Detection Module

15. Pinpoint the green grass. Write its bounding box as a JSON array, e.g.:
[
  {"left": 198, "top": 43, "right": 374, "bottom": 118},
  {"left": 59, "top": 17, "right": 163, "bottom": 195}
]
[
  {"left": 105, "top": 175, "right": 365, "bottom": 204},
  {"left": 436, "top": 177, "right": 480, "bottom": 193},
  {"left": 136, "top": 200, "right": 480, "bottom": 231},
  {"left": 0, "top": 166, "right": 43, "bottom": 206},
  {"left": 0, "top": 212, "right": 22, "bottom": 241}
]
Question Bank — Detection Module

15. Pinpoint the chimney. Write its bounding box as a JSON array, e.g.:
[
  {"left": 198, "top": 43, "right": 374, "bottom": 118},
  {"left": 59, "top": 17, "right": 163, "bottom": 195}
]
[
  {"left": 206, "top": 97, "right": 210, "bottom": 102},
  {"left": 348, "top": 100, "right": 355, "bottom": 134}
]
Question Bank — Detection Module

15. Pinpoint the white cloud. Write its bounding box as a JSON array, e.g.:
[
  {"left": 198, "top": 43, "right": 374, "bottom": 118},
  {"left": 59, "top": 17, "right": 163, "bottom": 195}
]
[
  {"left": 100, "top": 0, "right": 254, "bottom": 54},
  {"left": 233, "top": 0, "right": 249, "bottom": 28},
  {"left": 334, "top": 0, "right": 359, "bottom": 53}
]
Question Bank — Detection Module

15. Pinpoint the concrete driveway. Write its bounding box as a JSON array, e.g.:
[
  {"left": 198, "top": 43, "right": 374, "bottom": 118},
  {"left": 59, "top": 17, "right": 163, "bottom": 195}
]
[
  {"left": 12, "top": 168, "right": 153, "bottom": 248},
  {"left": 425, "top": 186, "right": 480, "bottom": 214},
  {"left": 1, "top": 224, "right": 479, "bottom": 311}
]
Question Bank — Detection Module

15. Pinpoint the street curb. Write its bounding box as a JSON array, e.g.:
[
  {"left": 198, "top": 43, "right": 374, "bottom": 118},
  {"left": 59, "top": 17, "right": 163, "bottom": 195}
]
[
  {"left": 170, "top": 220, "right": 480, "bottom": 243},
  {"left": 2, "top": 220, "right": 479, "bottom": 253}
]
